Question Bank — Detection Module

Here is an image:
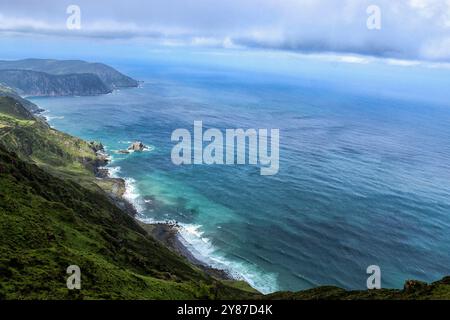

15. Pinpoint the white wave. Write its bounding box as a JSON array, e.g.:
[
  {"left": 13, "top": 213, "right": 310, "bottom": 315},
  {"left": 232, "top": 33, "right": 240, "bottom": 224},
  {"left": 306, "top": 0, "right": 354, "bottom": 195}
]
[
  {"left": 177, "top": 223, "right": 279, "bottom": 294},
  {"left": 106, "top": 166, "right": 121, "bottom": 178},
  {"left": 135, "top": 215, "right": 279, "bottom": 293},
  {"left": 44, "top": 115, "right": 65, "bottom": 121},
  {"left": 142, "top": 145, "right": 155, "bottom": 152},
  {"left": 137, "top": 216, "right": 159, "bottom": 224},
  {"left": 123, "top": 177, "right": 145, "bottom": 214}
]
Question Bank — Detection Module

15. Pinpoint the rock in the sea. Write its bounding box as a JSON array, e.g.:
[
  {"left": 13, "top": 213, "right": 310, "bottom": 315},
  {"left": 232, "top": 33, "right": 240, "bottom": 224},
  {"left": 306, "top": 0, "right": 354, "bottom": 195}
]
[
  {"left": 128, "top": 141, "right": 146, "bottom": 152},
  {"left": 117, "top": 150, "right": 130, "bottom": 154}
]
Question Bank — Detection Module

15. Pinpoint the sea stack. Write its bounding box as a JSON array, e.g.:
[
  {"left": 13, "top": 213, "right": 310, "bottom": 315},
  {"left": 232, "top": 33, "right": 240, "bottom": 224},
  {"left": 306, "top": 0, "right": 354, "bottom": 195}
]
[{"left": 128, "top": 141, "right": 146, "bottom": 152}]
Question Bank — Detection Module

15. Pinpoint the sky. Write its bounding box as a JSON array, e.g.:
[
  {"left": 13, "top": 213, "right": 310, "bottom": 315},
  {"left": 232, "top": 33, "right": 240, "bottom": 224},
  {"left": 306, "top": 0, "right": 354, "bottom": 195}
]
[{"left": 1, "top": 0, "right": 450, "bottom": 63}]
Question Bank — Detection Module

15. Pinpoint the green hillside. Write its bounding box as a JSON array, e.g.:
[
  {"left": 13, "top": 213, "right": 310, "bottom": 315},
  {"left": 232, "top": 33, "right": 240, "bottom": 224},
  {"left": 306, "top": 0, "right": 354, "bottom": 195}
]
[
  {"left": 0, "top": 97, "right": 100, "bottom": 186},
  {"left": 0, "top": 84, "right": 43, "bottom": 113},
  {"left": 0, "top": 96, "right": 35, "bottom": 120},
  {"left": 0, "top": 145, "right": 260, "bottom": 299}
]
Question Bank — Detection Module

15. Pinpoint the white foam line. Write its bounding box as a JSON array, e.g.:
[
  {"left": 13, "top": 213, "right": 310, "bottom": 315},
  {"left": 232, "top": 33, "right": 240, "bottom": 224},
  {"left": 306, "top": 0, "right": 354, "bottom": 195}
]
[
  {"left": 176, "top": 223, "right": 279, "bottom": 294},
  {"left": 106, "top": 165, "right": 121, "bottom": 177},
  {"left": 122, "top": 177, "right": 145, "bottom": 214}
]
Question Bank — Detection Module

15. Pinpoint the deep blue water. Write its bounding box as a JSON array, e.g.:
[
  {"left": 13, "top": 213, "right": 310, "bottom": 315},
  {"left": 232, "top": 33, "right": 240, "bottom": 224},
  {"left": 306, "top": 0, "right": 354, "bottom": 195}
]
[{"left": 31, "top": 55, "right": 450, "bottom": 293}]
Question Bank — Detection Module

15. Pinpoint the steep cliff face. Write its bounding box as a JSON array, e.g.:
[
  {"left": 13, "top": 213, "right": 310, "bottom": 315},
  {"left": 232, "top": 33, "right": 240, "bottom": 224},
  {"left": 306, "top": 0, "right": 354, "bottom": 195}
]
[
  {"left": 0, "top": 59, "right": 138, "bottom": 90},
  {"left": 0, "top": 70, "right": 111, "bottom": 97}
]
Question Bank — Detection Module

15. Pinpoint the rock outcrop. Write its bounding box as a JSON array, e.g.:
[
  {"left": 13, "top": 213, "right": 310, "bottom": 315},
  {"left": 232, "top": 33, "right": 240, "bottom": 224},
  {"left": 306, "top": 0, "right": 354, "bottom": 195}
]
[
  {"left": 128, "top": 141, "right": 146, "bottom": 152},
  {"left": 89, "top": 141, "right": 104, "bottom": 153}
]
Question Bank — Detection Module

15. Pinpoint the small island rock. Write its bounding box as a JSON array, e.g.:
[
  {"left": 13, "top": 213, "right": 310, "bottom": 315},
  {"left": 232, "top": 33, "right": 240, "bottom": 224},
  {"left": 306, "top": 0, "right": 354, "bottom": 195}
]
[{"left": 128, "top": 141, "right": 146, "bottom": 152}]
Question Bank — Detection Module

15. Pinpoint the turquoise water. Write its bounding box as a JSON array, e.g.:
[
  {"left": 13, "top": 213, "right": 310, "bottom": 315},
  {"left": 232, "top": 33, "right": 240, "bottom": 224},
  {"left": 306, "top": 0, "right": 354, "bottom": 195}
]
[{"left": 31, "top": 55, "right": 450, "bottom": 293}]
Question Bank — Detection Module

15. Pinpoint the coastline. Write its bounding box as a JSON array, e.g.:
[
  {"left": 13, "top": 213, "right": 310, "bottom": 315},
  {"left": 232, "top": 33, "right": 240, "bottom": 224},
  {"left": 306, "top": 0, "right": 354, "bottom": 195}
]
[
  {"left": 138, "top": 222, "right": 233, "bottom": 280},
  {"left": 93, "top": 145, "right": 236, "bottom": 282},
  {"left": 35, "top": 96, "right": 272, "bottom": 293}
]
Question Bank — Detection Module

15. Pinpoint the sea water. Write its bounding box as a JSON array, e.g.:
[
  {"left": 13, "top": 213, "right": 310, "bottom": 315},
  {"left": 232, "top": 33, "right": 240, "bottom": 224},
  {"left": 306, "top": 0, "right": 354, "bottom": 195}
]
[{"left": 31, "top": 52, "right": 450, "bottom": 294}]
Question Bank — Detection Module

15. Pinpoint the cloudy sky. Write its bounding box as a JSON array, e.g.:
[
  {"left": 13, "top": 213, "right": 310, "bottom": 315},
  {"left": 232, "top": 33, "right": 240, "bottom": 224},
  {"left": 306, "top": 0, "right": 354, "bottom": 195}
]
[{"left": 1, "top": 0, "right": 450, "bottom": 62}]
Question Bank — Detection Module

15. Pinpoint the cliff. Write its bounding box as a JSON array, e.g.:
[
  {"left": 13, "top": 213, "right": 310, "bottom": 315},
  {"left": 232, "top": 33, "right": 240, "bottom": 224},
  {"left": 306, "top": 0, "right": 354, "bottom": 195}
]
[
  {"left": 0, "top": 59, "right": 138, "bottom": 90},
  {"left": 0, "top": 69, "right": 111, "bottom": 97}
]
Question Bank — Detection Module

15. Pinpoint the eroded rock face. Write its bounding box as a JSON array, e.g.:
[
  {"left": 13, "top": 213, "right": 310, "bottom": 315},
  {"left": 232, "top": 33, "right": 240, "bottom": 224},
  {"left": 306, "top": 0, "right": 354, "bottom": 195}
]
[
  {"left": 128, "top": 141, "right": 146, "bottom": 152},
  {"left": 89, "top": 141, "right": 104, "bottom": 153}
]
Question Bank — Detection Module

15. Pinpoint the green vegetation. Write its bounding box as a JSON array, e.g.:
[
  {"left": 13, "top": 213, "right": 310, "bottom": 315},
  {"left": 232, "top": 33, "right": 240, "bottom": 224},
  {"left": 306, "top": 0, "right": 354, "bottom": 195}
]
[
  {"left": 266, "top": 278, "right": 450, "bottom": 300},
  {"left": 0, "top": 97, "right": 99, "bottom": 188},
  {"left": 0, "top": 96, "right": 449, "bottom": 300},
  {"left": 0, "top": 96, "right": 35, "bottom": 120},
  {"left": 0, "top": 145, "right": 257, "bottom": 299},
  {"left": 0, "top": 84, "right": 42, "bottom": 113}
]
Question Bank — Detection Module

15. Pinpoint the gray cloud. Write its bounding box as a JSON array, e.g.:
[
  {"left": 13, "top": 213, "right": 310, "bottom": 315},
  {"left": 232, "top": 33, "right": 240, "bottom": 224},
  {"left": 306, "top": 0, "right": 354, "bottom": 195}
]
[{"left": 1, "top": 0, "right": 450, "bottom": 61}]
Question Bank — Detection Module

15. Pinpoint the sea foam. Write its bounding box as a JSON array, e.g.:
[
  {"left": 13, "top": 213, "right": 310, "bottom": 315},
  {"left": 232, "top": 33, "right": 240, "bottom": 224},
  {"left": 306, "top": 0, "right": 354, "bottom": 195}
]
[{"left": 176, "top": 223, "right": 279, "bottom": 294}]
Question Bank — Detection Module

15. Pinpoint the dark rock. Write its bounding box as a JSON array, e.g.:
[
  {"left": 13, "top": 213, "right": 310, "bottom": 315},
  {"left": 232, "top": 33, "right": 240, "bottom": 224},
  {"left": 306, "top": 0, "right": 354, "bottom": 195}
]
[
  {"left": 128, "top": 141, "right": 146, "bottom": 152},
  {"left": 96, "top": 168, "right": 109, "bottom": 178},
  {"left": 111, "top": 197, "right": 138, "bottom": 217},
  {"left": 439, "top": 276, "right": 450, "bottom": 285},
  {"left": 89, "top": 141, "right": 104, "bottom": 153}
]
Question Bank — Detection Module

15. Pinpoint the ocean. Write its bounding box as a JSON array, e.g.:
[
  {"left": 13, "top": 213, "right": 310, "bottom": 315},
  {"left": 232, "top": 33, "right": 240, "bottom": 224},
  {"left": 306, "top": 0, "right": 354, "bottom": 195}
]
[{"left": 31, "top": 52, "right": 450, "bottom": 294}]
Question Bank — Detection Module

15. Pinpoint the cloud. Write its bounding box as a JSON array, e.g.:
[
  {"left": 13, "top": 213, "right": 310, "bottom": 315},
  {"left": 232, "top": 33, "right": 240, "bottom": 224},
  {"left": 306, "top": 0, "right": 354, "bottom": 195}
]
[
  {"left": 386, "top": 58, "right": 421, "bottom": 67},
  {"left": 1, "top": 0, "right": 450, "bottom": 62},
  {"left": 336, "top": 56, "right": 371, "bottom": 64}
]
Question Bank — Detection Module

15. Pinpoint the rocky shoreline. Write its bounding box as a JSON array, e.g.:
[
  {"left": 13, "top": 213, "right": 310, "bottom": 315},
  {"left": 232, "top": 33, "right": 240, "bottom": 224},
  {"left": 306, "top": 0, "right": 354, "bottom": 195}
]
[
  {"left": 89, "top": 141, "right": 234, "bottom": 281},
  {"left": 139, "top": 222, "right": 233, "bottom": 280}
]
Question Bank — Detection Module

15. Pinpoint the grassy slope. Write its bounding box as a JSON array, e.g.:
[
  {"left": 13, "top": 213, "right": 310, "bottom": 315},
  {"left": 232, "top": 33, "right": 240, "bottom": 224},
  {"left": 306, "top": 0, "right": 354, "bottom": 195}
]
[
  {"left": 0, "top": 84, "right": 43, "bottom": 113},
  {"left": 0, "top": 96, "right": 112, "bottom": 192},
  {"left": 0, "top": 145, "right": 259, "bottom": 299},
  {"left": 1, "top": 96, "right": 449, "bottom": 300},
  {"left": 266, "top": 277, "right": 450, "bottom": 300}
]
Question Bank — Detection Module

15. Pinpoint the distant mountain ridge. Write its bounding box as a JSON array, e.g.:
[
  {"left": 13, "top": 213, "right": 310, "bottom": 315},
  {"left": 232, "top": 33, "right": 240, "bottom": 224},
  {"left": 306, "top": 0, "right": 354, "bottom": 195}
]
[
  {"left": 0, "top": 59, "right": 138, "bottom": 89},
  {"left": 0, "top": 59, "right": 138, "bottom": 97},
  {"left": 0, "top": 69, "right": 111, "bottom": 97}
]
